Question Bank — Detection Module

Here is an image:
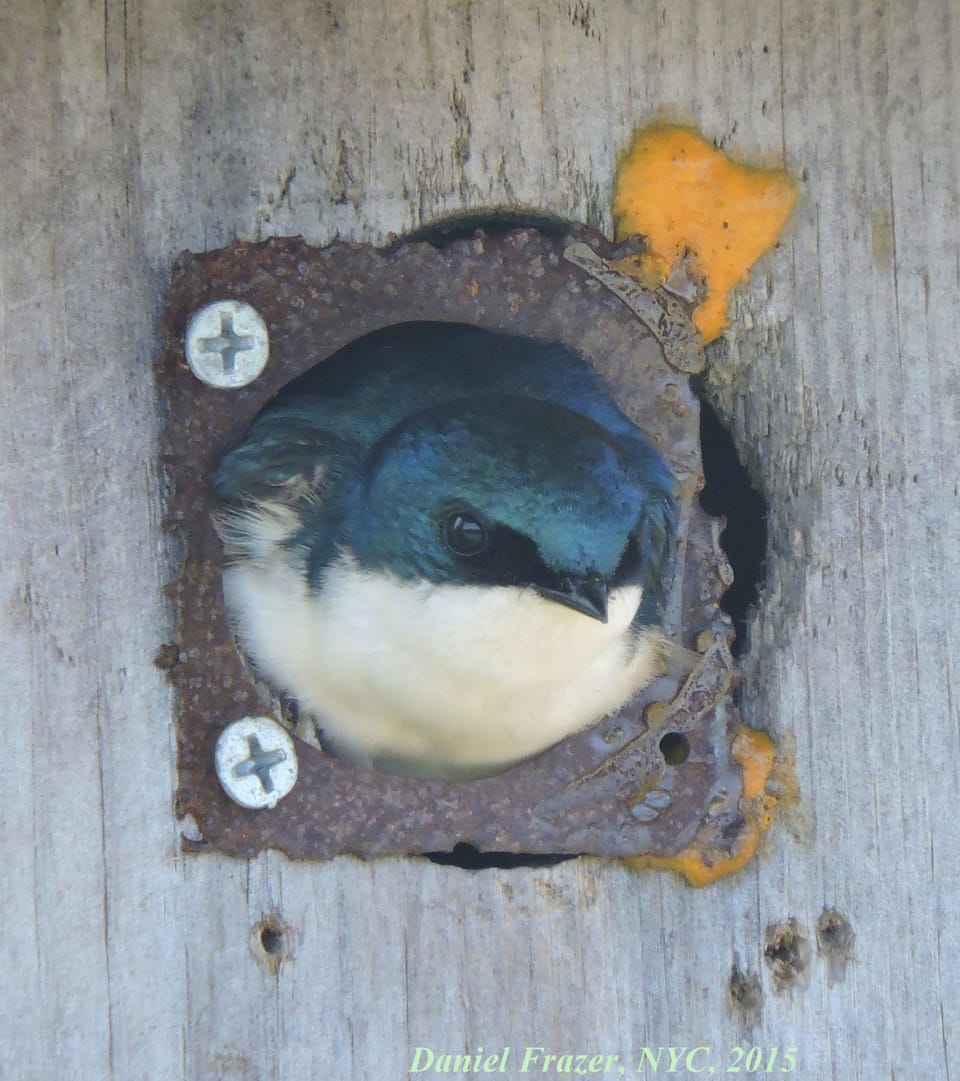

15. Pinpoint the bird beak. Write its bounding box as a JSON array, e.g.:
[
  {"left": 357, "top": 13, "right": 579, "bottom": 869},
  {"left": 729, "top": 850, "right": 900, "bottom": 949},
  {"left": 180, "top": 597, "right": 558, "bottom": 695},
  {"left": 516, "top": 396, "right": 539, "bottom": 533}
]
[{"left": 538, "top": 575, "right": 609, "bottom": 623}]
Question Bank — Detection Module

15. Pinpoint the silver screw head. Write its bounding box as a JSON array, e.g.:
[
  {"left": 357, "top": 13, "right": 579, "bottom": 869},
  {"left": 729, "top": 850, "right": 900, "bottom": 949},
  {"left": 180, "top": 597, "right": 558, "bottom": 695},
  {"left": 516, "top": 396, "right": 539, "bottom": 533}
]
[
  {"left": 185, "top": 300, "right": 269, "bottom": 388},
  {"left": 215, "top": 716, "right": 298, "bottom": 809}
]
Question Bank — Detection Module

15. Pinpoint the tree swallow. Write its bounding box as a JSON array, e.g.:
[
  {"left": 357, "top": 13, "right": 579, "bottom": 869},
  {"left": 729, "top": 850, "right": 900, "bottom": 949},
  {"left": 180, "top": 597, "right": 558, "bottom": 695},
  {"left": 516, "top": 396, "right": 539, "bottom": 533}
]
[{"left": 214, "top": 322, "right": 677, "bottom": 780}]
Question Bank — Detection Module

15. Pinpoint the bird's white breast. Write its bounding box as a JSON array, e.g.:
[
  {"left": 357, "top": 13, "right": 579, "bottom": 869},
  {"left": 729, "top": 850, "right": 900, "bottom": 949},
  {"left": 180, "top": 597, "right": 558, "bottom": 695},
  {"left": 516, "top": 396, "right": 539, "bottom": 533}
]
[{"left": 222, "top": 548, "right": 664, "bottom": 780}]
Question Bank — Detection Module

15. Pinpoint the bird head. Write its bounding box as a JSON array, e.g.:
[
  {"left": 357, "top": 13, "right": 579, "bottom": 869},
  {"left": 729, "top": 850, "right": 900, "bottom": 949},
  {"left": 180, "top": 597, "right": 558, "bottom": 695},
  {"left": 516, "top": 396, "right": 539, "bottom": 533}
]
[{"left": 339, "top": 393, "right": 675, "bottom": 623}]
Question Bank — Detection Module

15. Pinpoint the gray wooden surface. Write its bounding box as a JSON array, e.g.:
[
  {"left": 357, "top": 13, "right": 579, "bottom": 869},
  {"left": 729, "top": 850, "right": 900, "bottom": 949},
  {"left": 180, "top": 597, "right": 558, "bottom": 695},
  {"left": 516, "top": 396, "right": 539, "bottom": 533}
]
[{"left": 2, "top": 1, "right": 957, "bottom": 1078}]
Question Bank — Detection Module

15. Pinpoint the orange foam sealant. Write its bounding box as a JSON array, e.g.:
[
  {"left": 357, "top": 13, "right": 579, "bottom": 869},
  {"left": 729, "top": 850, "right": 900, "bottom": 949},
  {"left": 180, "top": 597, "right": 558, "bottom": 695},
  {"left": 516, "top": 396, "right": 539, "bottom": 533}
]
[
  {"left": 624, "top": 726, "right": 779, "bottom": 887},
  {"left": 613, "top": 124, "right": 798, "bottom": 342}
]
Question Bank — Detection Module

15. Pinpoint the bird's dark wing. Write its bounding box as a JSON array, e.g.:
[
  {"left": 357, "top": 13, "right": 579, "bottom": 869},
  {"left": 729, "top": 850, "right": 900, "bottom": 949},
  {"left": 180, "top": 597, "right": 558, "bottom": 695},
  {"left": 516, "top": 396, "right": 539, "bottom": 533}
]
[
  {"left": 213, "top": 405, "right": 366, "bottom": 576},
  {"left": 213, "top": 411, "right": 356, "bottom": 505}
]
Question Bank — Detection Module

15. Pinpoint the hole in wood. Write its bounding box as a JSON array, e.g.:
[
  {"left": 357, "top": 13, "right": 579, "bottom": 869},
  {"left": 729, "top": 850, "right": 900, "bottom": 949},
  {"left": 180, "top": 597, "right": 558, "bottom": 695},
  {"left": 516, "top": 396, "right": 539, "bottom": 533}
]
[
  {"left": 816, "top": 907, "right": 854, "bottom": 954},
  {"left": 252, "top": 914, "right": 290, "bottom": 973},
  {"left": 763, "top": 918, "right": 810, "bottom": 990},
  {"left": 425, "top": 842, "right": 572, "bottom": 870},
  {"left": 403, "top": 208, "right": 573, "bottom": 248},
  {"left": 260, "top": 925, "right": 285, "bottom": 956},
  {"left": 727, "top": 962, "right": 763, "bottom": 1022},
  {"left": 695, "top": 394, "right": 768, "bottom": 658}
]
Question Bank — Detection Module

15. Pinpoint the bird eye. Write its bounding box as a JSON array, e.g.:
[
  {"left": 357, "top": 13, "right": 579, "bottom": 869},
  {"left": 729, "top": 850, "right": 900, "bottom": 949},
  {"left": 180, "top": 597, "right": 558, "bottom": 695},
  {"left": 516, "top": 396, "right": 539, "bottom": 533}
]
[{"left": 442, "top": 511, "right": 488, "bottom": 557}]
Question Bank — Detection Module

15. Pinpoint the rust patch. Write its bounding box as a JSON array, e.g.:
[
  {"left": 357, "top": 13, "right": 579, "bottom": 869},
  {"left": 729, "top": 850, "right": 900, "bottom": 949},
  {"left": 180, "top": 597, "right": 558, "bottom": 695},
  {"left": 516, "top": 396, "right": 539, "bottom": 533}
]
[{"left": 158, "top": 226, "right": 761, "bottom": 863}]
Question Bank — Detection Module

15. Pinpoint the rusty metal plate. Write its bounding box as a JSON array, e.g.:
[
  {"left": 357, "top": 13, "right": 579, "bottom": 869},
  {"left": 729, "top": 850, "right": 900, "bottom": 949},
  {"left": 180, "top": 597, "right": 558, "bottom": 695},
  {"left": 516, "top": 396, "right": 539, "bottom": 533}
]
[{"left": 158, "top": 226, "right": 746, "bottom": 860}]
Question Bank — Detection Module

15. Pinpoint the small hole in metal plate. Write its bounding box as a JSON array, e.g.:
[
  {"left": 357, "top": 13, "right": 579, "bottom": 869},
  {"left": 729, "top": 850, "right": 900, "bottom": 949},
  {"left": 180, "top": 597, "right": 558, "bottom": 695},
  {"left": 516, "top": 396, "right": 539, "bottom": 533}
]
[{"left": 659, "top": 731, "right": 690, "bottom": 765}]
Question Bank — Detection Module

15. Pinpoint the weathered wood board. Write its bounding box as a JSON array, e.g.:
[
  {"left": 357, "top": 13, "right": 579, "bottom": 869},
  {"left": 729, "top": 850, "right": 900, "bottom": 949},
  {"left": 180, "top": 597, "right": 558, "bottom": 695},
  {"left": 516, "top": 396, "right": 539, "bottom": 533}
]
[{"left": 2, "top": 1, "right": 957, "bottom": 1078}]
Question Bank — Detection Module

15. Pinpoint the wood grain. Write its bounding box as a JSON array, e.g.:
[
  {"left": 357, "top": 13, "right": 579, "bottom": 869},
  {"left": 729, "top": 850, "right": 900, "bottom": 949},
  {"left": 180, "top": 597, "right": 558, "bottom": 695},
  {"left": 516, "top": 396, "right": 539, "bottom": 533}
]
[{"left": 2, "top": 1, "right": 957, "bottom": 1077}]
